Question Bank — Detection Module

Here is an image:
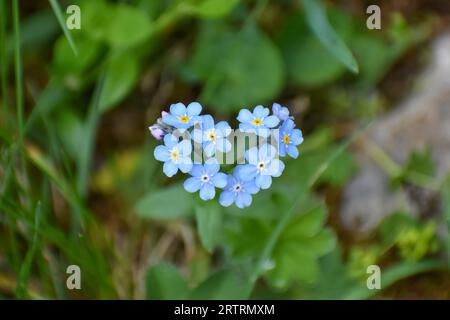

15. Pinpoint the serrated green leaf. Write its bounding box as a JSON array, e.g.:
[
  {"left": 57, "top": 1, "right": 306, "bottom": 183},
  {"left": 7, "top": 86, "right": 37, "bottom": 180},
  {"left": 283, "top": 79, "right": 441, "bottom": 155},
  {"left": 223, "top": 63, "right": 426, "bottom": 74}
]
[
  {"left": 303, "top": 0, "right": 358, "bottom": 74},
  {"left": 146, "top": 263, "right": 189, "bottom": 300},
  {"left": 136, "top": 184, "right": 195, "bottom": 220}
]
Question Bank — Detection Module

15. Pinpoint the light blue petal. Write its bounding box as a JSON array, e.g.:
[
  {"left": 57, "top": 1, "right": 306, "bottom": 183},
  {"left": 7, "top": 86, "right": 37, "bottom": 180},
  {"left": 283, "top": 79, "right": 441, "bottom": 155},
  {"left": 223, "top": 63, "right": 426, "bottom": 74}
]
[
  {"left": 266, "top": 158, "right": 285, "bottom": 177},
  {"left": 239, "top": 123, "right": 255, "bottom": 133},
  {"left": 204, "top": 162, "right": 220, "bottom": 175},
  {"left": 178, "top": 157, "right": 193, "bottom": 173},
  {"left": 215, "top": 121, "right": 231, "bottom": 135},
  {"left": 237, "top": 164, "right": 258, "bottom": 181},
  {"left": 278, "top": 143, "right": 287, "bottom": 157},
  {"left": 219, "top": 191, "right": 235, "bottom": 207},
  {"left": 216, "top": 139, "right": 231, "bottom": 153},
  {"left": 154, "top": 145, "right": 169, "bottom": 162},
  {"left": 281, "top": 119, "right": 295, "bottom": 132},
  {"left": 258, "top": 144, "right": 277, "bottom": 161},
  {"left": 192, "top": 129, "right": 204, "bottom": 143},
  {"left": 290, "top": 129, "right": 304, "bottom": 145},
  {"left": 163, "top": 161, "right": 178, "bottom": 177},
  {"left": 187, "top": 102, "right": 202, "bottom": 116},
  {"left": 237, "top": 109, "right": 253, "bottom": 123},
  {"left": 200, "top": 183, "right": 215, "bottom": 200},
  {"left": 272, "top": 103, "right": 281, "bottom": 114},
  {"left": 263, "top": 115, "right": 280, "bottom": 128},
  {"left": 177, "top": 140, "right": 192, "bottom": 156},
  {"left": 253, "top": 105, "right": 269, "bottom": 118},
  {"left": 278, "top": 108, "right": 290, "bottom": 121},
  {"left": 236, "top": 192, "right": 252, "bottom": 208},
  {"left": 162, "top": 114, "right": 180, "bottom": 127},
  {"left": 256, "top": 127, "right": 271, "bottom": 138},
  {"left": 203, "top": 141, "right": 216, "bottom": 157},
  {"left": 164, "top": 134, "right": 178, "bottom": 148},
  {"left": 244, "top": 146, "right": 259, "bottom": 164},
  {"left": 243, "top": 180, "right": 259, "bottom": 194},
  {"left": 184, "top": 177, "right": 202, "bottom": 193},
  {"left": 256, "top": 175, "right": 272, "bottom": 189},
  {"left": 287, "top": 145, "right": 299, "bottom": 159},
  {"left": 201, "top": 114, "right": 214, "bottom": 129},
  {"left": 190, "top": 164, "right": 204, "bottom": 177},
  {"left": 170, "top": 103, "right": 186, "bottom": 116},
  {"left": 212, "top": 172, "right": 227, "bottom": 188}
]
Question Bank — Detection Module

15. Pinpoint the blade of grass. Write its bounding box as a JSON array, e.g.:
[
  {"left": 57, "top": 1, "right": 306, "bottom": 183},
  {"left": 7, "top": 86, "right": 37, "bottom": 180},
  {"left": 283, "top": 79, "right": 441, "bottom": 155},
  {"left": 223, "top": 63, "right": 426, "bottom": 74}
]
[
  {"left": 0, "top": 0, "right": 9, "bottom": 129},
  {"left": 48, "top": 0, "right": 78, "bottom": 56},
  {"left": 15, "top": 201, "right": 43, "bottom": 299},
  {"left": 12, "top": 0, "right": 24, "bottom": 141},
  {"left": 250, "top": 121, "right": 374, "bottom": 286},
  {"left": 77, "top": 73, "right": 105, "bottom": 198}
]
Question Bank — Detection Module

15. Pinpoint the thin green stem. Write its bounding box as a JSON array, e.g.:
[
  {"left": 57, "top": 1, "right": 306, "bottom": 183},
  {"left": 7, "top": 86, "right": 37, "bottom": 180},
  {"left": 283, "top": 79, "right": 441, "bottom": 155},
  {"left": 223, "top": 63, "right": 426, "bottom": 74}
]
[
  {"left": 12, "top": 0, "right": 24, "bottom": 142},
  {"left": 0, "top": 0, "right": 9, "bottom": 129}
]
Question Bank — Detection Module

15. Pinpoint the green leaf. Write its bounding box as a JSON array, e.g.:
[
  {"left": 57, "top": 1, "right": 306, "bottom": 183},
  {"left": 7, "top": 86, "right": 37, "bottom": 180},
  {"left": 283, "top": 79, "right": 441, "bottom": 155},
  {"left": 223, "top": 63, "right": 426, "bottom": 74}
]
[
  {"left": 189, "top": 23, "right": 284, "bottom": 112},
  {"left": 49, "top": 0, "right": 79, "bottom": 55},
  {"left": 303, "top": 0, "right": 358, "bottom": 74},
  {"left": 278, "top": 10, "right": 352, "bottom": 87},
  {"left": 185, "top": 0, "right": 240, "bottom": 19},
  {"left": 136, "top": 184, "right": 195, "bottom": 220},
  {"left": 190, "top": 269, "right": 252, "bottom": 299},
  {"left": 146, "top": 263, "right": 189, "bottom": 300},
  {"left": 99, "top": 53, "right": 139, "bottom": 112},
  {"left": 195, "top": 202, "right": 222, "bottom": 253},
  {"left": 105, "top": 4, "right": 153, "bottom": 48},
  {"left": 55, "top": 109, "right": 85, "bottom": 160}
]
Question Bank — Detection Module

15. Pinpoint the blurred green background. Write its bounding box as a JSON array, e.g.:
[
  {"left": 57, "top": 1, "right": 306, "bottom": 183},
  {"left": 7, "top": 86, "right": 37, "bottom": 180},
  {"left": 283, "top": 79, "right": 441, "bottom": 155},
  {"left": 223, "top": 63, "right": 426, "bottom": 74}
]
[{"left": 1, "top": 0, "right": 450, "bottom": 299}]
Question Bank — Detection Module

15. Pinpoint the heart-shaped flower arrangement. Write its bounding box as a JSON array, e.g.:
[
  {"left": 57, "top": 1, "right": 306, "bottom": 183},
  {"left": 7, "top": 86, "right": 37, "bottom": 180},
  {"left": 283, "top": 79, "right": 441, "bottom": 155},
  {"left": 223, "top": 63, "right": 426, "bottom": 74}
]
[{"left": 149, "top": 103, "right": 303, "bottom": 208}]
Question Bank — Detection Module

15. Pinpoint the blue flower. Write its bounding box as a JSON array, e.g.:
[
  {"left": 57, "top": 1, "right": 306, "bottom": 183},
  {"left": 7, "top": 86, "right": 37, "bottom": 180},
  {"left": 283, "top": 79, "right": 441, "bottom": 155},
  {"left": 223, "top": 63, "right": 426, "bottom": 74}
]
[
  {"left": 154, "top": 134, "right": 193, "bottom": 177},
  {"left": 272, "top": 103, "right": 290, "bottom": 121},
  {"left": 237, "top": 105, "right": 280, "bottom": 137},
  {"left": 183, "top": 162, "right": 228, "bottom": 200},
  {"left": 277, "top": 119, "right": 303, "bottom": 159},
  {"left": 162, "top": 102, "right": 202, "bottom": 131},
  {"left": 192, "top": 115, "right": 232, "bottom": 157},
  {"left": 219, "top": 170, "right": 259, "bottom": 208},
  {"left": 237, "top": 144, "right": 285, "bottom": 189}
]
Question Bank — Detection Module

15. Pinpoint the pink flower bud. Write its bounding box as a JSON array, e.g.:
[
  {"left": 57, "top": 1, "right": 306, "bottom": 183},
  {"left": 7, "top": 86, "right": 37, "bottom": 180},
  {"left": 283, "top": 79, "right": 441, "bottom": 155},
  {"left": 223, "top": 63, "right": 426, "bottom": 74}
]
[
  {"left": 161, "top": 111, "right": 169, "bottom": 117},
  {"left": 149, "top": 125, "right": 165, "bottom": 140}
]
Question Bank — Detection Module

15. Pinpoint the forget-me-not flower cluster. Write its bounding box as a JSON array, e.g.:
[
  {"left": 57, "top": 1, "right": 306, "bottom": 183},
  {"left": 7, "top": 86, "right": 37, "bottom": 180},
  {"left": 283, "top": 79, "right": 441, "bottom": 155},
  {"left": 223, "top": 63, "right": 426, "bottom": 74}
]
[{"left": 149, "top": 102, "right": 303, "bottom": 209}]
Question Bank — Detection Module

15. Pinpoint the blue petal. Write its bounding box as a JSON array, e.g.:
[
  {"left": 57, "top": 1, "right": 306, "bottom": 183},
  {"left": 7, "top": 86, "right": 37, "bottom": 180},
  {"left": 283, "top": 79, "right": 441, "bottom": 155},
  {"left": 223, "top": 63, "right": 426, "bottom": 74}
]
[
  {"left": 266, "top": 158, "right": 285, "bottom": 177},
  {"left": 203, "top": 141, "right": 216, "bottom": 157},
  {"left": 219, "top": 191, "right": 235, "bottom": 207},
  {"left": 200, "top": 183, "right": 215, "bottom": 200},
  {"left": 243, "top": 180, "right": 259, "bottom": 194},
  {"left": 286, "top": 145, "right": 299, "bottom": 159},
  {"left": 190, "top": 164, "right": 204, "bottom": 177},
  {"left": 163, "top": 161, "right": 178, "bottom": 177},
  {"left": 154, "top": 145, "right": 169, "bottom": 162},
  {"left": 237, "top": 164, "right": 258, "bottom": 181},
  {"left": 178, "top": 157, "right": 193, "bottom": 173},
  {"left": 164, "top": 134, "right": 178, "bottom": 148},
  {"left": 192, "top": 129, "right": 204, "bottom": 143},
  {"left": 263, "top": 115, "right": 280, "bottom": 128},
  {"left": 170, "top": 103, "right": 186, "bottom": 116},
  {"left": 212, "top": 172, "right": 227, "bottom": 188},
  {"left": 201, "top": 114, "right": 214, "bottom": 129},
  {"left": 236, "top": 192, "right": 252, "bottom": 208},
  {"left": 290, "top": 129, "right": 304, "bottom": 145},
  {"left": 204, "top": 162, "right": 220, "bottom": 175},
  {"left": 253, "top": 105, "right": 269, "bottom": 118},
  {"left": 272, "top": 103, "right": 281, "bottom": 114},
  {"left": 215, "top": 121, "right": 231, "bottom": 135},
  {"left": 184, "top": 177, "right": 202, "bottom": 193},
  {"left": 162, "top": 114, "right": 180, "bottom": 127},
  {"left": 239, "top": 123, "right": 256, "bottom": 133},
  {"left": 255, "top": 175, "right": 272, "bottom": 189},
  {"left": 258, "top": 144, "right": 277, "bottom": 161},
  {"left": 237, "top": 109, "right": 253, "bottom": 123},
  {"left": 216, "top": 138, "right": 231, "bottom": 153},
  {"left": 256, "top": 127, "right": 271, "bottom": 138},
  {"left": 177, "top": 140, "right": 192, "bottom": 156},
  {"left": 186, "top": 102, "right": 202, "bottom": 116},
  {"left": 278, "top": 143, "right": 287, "bottom": 157},
  {"left": 281, "top": 119, "right": 295, "bottom": 132}
]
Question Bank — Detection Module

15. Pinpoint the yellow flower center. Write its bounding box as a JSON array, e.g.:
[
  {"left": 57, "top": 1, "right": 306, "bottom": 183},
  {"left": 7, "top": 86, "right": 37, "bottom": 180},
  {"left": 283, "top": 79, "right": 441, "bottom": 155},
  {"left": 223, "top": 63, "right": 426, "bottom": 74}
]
[
  {"left": 179, "top": 115, "right": 189, "bottom": 123},
  {"left": 170, "top": 149, "right": 179, "bottom": 161},
  {"left": 283, "top": 134, "right": 290, "bottom": 145},
  {"left": 252, "top": 118, "right": 263, "bottom": 127},
  {"left": 208, "top": 131, "right": 217, "bottom": 141}
]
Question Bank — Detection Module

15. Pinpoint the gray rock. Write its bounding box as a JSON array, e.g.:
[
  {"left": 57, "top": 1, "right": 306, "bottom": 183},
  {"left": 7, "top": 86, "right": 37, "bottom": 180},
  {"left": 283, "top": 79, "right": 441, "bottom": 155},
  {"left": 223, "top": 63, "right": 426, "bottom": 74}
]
[{"left": 340, "top": 33, "right": 450, "bottom": 232}]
